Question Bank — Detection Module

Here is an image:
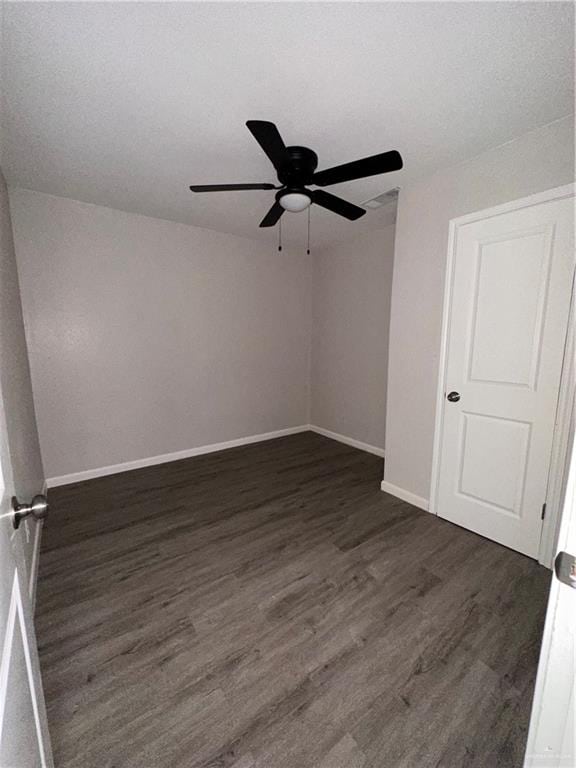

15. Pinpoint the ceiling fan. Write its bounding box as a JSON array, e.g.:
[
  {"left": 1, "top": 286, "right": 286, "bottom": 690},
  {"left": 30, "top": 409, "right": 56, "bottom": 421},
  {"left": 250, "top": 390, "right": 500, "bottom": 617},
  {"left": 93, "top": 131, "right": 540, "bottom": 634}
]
[{"left": 190, "top": 121, "right": 403, "bottom": 228}]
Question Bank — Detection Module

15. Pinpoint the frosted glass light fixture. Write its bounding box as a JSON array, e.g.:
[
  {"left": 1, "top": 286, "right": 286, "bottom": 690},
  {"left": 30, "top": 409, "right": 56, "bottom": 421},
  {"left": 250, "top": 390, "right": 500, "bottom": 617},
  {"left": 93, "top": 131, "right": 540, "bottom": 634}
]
[{"left": 279, "top": 192, "right": 312, "bottom": 212}]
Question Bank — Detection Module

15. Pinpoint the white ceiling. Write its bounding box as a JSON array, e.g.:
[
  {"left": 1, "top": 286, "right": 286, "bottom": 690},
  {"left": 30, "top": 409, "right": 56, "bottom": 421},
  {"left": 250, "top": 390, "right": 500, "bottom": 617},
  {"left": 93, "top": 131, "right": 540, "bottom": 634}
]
[{"left": 1, "top": 2, "right": 573, "bottom": 248}]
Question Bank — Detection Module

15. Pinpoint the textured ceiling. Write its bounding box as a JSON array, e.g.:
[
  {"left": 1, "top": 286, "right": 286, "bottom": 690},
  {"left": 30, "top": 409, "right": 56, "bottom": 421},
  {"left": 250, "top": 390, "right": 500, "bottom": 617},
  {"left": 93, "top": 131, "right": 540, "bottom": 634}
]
[{"left": 1, "top": 2, "right": 573, "bottom": 247}]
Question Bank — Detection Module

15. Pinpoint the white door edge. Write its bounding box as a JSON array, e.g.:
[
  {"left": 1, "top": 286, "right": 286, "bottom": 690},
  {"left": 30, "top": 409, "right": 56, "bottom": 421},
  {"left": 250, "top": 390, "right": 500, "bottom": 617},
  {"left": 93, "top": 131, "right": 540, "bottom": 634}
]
[
  {"left": 429, "top": 183, "right": 576, "bottom": 567},
  {"left": 524, "top": 408, "right": 576, "bottom": 766},
  {"left": 28, "top": 520, "right": 44, "bottom": 607},
  {"left": 27, "top": 480, "right": 48, "bottom": 608}
]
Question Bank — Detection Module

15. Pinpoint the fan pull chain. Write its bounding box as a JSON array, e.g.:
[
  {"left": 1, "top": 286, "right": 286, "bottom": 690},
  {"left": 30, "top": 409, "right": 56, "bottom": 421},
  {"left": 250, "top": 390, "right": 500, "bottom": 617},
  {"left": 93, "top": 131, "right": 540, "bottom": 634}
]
[
  {"left": 278, "top": 218, "right": 282, "bottom": 252},
  {"left": 307, "top": 207, "right": 311, "bottom": 255}
]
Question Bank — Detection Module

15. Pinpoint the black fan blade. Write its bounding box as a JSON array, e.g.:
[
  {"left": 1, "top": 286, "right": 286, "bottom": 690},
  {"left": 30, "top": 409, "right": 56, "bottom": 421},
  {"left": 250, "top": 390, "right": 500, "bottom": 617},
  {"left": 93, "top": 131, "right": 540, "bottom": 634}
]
[
  {"left": 190, "top": 183, "right": 276, "bottom": 192},
  {"left": 259, "top": 201, "right": 285, "bottom": 228},
  {"left": 246, "top": 121, "right": 291, "bottom": 172},
  {"left": 313, "top": 150, "right": 403, "bottom": 187},
  {"left": 311, "top": 190, "right": 365, "bottom": 221}
]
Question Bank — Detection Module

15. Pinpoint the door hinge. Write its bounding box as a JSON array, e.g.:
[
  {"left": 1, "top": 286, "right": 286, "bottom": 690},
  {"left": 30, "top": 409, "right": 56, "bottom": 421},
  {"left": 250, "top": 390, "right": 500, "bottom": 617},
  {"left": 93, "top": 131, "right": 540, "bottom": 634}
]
[{"left": 541, "top": 502, "right": 547, "bottom": 521}]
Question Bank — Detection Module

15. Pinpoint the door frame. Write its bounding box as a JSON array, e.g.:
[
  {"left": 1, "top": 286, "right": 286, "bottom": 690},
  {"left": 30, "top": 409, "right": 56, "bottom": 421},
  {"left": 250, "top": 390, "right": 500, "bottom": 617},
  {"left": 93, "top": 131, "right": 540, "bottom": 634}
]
[
  {"left": 524, "top": 402, "right": 575, "bottom": 766},
  {"left": 429, "top": 183, "right": 576, "bottom": 567}
]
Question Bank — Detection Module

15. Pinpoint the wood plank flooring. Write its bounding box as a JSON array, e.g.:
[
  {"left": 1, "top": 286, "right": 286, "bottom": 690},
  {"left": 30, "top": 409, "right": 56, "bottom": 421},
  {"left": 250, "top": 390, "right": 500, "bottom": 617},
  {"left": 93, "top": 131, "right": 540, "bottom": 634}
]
[{"left": 36, "top": 432, "right": 550, "bottom": 768}]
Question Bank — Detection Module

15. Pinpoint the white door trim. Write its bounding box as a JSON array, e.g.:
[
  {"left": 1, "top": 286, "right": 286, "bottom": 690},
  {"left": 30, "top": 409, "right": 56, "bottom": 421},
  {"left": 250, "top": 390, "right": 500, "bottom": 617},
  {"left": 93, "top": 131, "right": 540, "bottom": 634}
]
[
  {"left": 524, "top": 406, "right": 576, "bottom": 766},
  {"left": 429, "top": 183, "right": 575, "bottom": 567}
]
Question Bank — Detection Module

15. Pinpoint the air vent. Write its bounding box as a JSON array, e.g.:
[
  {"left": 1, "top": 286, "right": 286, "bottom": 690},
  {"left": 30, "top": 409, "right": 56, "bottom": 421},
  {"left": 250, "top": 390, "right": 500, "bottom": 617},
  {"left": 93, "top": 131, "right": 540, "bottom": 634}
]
[{"left": 362, "top": 187, "right": 400, "bottom": 209}]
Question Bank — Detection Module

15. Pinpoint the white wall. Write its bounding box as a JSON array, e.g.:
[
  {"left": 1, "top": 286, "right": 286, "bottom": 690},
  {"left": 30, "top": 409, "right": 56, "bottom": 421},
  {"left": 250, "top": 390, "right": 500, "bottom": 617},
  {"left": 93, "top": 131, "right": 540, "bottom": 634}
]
[
  {"left": 310, "top": 227, "right": 395, "bottom": 451},
  {"left": 10, "top": 190, "right": 312, "bottom": 480},
  {"left": 385, "top": 116, "right": 575, "bottom": 502},
  {"left": 10, "top": 188, "right": 397, "bottom": 482}
]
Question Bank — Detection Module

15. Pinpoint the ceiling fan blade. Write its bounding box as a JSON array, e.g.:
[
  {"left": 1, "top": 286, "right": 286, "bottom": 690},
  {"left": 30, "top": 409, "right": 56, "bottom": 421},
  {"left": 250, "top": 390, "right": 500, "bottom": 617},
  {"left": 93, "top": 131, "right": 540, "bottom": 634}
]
[
  {"left": 259, "top": 201, "right": 285, "bottom": 228},
  {"left": 311, "top": 189, "right": 366, "bottom": 221},
  {"left": 190, "top": 183, "right": 277, "bottom": 192},
  {"left": 246, "top": 121, "right": 291, "bottom": 172},
  {"left": 313, "top": 150, "right": 403, "bottom": 187}
]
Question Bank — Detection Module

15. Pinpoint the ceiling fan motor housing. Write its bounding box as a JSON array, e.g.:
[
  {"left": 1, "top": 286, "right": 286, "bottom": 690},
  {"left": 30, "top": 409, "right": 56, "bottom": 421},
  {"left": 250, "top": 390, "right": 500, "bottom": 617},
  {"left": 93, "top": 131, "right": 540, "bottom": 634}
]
[{"left": 278, "top": 146, "right": 318, "bottom": 187}]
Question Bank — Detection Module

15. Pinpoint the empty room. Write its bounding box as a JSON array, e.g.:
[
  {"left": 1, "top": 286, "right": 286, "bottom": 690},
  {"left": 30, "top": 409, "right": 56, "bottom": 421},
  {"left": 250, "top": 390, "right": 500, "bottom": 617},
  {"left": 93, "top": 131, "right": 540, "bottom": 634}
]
[{"left": 0, "top": 2, "right": 575, "bottom": 767}]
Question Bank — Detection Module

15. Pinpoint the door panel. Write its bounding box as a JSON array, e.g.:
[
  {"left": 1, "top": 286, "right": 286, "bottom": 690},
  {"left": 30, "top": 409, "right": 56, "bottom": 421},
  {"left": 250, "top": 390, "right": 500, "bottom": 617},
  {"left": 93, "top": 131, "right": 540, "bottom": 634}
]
[
  {"left": 0, "top": 170, "right": 52, "bottom": 763},
  {"left": 0, "top": 575, "right": 44, "bottom": 768},
  {"left": 457, "top": 412, "right": 530, "bottom": 515},
  {"left": 468, "top": 226, "right": 553, "bottom": 388},
  {"left": 0, "top": 446, "right": 52, "bottom": 767},
  {"left": 437, "top": 195, "right": 574, "bottom": 557}
]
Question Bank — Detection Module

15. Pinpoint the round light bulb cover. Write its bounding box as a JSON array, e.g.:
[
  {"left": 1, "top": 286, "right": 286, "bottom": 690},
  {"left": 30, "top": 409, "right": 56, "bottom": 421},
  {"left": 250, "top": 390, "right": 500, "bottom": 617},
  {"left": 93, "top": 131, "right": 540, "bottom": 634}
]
[{"left": 279, "top": 192, "right": 312, "bottom": 213}]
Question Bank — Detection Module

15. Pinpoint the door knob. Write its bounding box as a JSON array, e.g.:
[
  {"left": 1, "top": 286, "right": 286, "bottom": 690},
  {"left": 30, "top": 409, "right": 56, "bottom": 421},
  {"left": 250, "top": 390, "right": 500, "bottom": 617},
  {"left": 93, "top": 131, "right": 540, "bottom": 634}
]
[
  {"left": 446, "top": 391, "right": 460, "bottom": 402},
  {"left": 554, "top": 551, "right": 576, "bottom": 589},
  {"left": 12, "top": 494, "right": 49, "bottom": 530}
]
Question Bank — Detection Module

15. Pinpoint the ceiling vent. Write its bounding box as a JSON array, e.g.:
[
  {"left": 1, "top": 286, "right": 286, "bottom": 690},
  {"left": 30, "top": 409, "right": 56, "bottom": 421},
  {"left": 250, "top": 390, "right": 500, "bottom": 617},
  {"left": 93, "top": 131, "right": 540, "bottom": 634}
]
[{"left": 362, "top": 187, "right": 399, "bottom": 209}]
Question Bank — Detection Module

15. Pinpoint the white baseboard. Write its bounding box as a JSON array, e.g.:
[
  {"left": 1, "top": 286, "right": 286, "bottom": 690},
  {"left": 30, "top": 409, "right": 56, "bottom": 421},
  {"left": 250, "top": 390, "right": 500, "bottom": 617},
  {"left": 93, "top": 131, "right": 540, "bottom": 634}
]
[
  {"left": 380, "top": 480, "right": 430, "bottom": 512},
  {"left": 46, "top": 424, "right": 386, "bottom": 489},
  {"left": 309, "top": 425, "right": 385, "bottom": 458},
  {"left": 46, "top": 426, "right": 309, "bottom": 488}
]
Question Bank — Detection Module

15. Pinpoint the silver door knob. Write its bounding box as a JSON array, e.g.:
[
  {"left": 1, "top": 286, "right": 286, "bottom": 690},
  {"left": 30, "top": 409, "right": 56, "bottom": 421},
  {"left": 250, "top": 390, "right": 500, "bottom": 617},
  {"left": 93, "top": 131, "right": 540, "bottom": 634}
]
[
  {"left": 12, "top": 494, "right": 49, "bottom": 530},
  {"left": 554, "top": 551, "right": 576, "bottom": 589}
]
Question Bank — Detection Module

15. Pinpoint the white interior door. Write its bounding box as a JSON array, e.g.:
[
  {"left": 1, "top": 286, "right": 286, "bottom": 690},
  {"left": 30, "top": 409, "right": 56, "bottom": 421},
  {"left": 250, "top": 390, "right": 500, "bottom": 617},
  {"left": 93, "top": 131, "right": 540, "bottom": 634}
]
[
  {"left": 0, "top": 392, "right": 52, "bottom": 765},
  {"left": 524, "top": 414, "right": 576, "bottom": 767},
  {"left": 435, "top": 193, "right": 574, "bottom": 558}
]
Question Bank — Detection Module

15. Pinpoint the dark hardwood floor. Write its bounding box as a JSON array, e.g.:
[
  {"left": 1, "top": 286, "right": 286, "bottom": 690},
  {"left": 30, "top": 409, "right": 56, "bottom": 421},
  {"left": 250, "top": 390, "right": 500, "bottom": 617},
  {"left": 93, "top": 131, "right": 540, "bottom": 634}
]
[{"left": 36, "top": 432, "right": 550, "bottom": 768}]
